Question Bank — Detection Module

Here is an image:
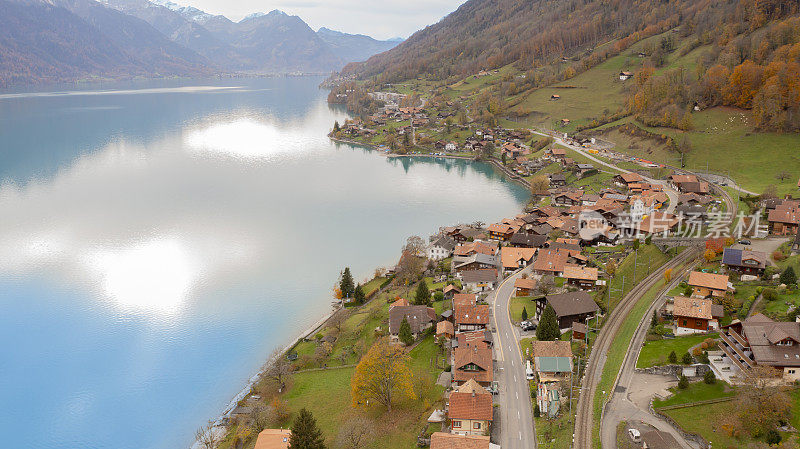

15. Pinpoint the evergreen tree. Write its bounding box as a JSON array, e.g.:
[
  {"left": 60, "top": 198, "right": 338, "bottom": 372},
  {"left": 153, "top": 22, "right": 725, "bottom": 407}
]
[
  {"left": 353, "top": 284, "right": 365, "bottom": 304},
  {"left": 340, "top": 267, "right": 355, "bottom": 299},
  {"left": 651, "top": 310, "right": 658, "bottom": 328},
  {"left": 677, "top": 374, "right": 689, "bottom": 389},
  {"left": 781, "top": 266, "right": 797, "bottom": 285},
  {"left": 668, "top": 350, "right": 677, "bottom": 363},
  {"left": 632, "top": 239, "right": 640, "bottom": 250},
  {"left": 414, "top": 281, "right": 431, "bottom": 306},
  {"left": 289, "top": 408, "right": 326, "bottom": 449},
  {"left": 682, "top": 352, "right": 693, "bottom": 365},
  {"left": 398, "top": 317, "right": 414, "bottom": 346},
  {"left": 522, "top": 306, "right": 528, "bottom": 321},
  {"left": 536, "top": 304, "right": 559, "bottom": 341},
  {"left": 333, "top": 121, "right": 340, "bottom": 133},
  {"left": 703, "top": 370, "right": 716, "bottom": 384}
]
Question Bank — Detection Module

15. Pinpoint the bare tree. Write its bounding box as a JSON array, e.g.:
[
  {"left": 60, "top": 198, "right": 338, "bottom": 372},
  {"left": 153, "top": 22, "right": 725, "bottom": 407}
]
[
  {"left": 329, "top": 309, "right": 350, "bottom": 335},
  {"left": 249, "top": 403, "right": 274, "bottom": 433},
  {"left": 735, "top": 366, "right": 791, "bottom": 435},
  {"left": 264, "top": 348, "right": 293, "bottom": 392},
  {"left": 776, "top": 171, "right": 791, "bottom": 181},
  {"left": 403, "top": 235, "right": 426, "bottom": 257},
  {"left": 195, "top": 421, "right": 220, "bottom": 449},
  {"left": 335, "top": 416, "right": 375, "bottom": 449},
  {"left": 537, "top": 276, "right": 554, "bottom": 296}
]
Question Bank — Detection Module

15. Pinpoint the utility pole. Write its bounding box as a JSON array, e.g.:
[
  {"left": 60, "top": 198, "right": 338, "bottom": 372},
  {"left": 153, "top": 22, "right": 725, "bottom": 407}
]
[{"left": 633, "top": 248, "right": 638, "bottom": 284}]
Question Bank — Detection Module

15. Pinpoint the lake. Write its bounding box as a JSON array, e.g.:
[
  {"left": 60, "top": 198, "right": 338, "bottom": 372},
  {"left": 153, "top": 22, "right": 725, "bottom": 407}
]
[{"left": 0, "top": 77, "right": 528, "bottom": 449}]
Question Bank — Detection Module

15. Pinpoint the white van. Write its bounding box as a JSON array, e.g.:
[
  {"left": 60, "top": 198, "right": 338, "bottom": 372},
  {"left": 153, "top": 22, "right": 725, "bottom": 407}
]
[
  {"left": 525, "top": 360, "right": 534, "bottom": 380},
  {"left": 627, "top": 428, "right": 641, "bottom": 443}
]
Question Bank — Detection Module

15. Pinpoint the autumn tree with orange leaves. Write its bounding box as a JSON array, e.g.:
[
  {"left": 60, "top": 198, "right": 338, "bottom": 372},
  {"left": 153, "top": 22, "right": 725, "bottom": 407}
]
[{"left": 351, "top": 339, "right": 415, "bottom": 412}]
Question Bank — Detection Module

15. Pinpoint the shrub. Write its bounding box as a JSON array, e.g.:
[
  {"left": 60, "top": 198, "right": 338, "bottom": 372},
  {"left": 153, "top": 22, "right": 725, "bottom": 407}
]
[
  {"left": 763, "top": 288, "right": 779, "bottom": 301},
  {"left": 698, "top": 351, "right": 710, "bottom": 364},
  {"left": 765, "top": 429, "right": 781, "bottom": 445},
  {"left": 682, "top": 352, "right": 693, "bottom": 365},
  {"left": 668, "top": 350, "right": 678, "bottom": 363},
  {"left": 434, "top": 291, "right": 444, "bottom": 302},
  {"left": 534, "top": 404, "right": 540, "bottom": 418},
  {"left": 703, "top": 370, "right": 716, "bottom": 384},
  {"left": 692, "top": 346, "right": 703, "bottom": 356},
  {"left": 683, "top": 285, "right": 694, "bottom": 296},
  {"left": 678, "top": 375, "right": 689, "bottom": 389},
  {"left": 781, "top": 266, "right": 797, "bottom": 285}
]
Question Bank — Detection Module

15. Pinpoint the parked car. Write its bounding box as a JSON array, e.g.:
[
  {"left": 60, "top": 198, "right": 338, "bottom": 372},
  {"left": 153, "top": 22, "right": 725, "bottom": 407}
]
[
  {"left": 739, "top": 239, "right": 751, "bottom": 245},
  {"left": 490, "top": 381, "right": 499, "bottom": 395},
  {"left": 520, "top": 321, "right": 537, "bottom": 331}
]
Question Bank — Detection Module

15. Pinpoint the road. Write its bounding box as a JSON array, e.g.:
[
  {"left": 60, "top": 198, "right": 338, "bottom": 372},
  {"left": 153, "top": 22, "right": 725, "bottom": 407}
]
[
  {"left": 599, "top": 257, "right": 700, "bottom": 449},
  {"left": 492, "top": 266, "right": 537, "bottom": 448}
]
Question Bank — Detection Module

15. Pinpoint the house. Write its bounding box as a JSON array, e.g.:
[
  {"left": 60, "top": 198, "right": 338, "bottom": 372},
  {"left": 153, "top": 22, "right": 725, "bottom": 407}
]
[
  {"left": 430, "top": 432, "right": 492, "bottom": 449},
  {"left": 453, "top": 253, "right": 498, "bottom": 275},
  {"left": 678, "top": 193, "right": 712, "bottom": 206},
  {"left": 673, "top": 296, "right": 723, "bottom": 335},
  {"left": 722, "top": 248, "right": 767, "bottom": 276},
  {"left": 445, "top": 141, "right": 458, "bottom": 152},
  {"left": 572, "top": 322, "right": 588, "bottom": 341},
  {"left": 552, "top": 190, "right": 583, "bottom": 207},
  {"left": 637, "top": 212, "right": 681, "bottom": 236},
  {"left": 768, "top": 203, "right": 800, "bottom": 235},
  {"left": 453, "top": 293, "right": 478, "bottom": 307},
  {"left": 428, "top": 235, "right": 457, "bottom": 261},
  {"left": 254, "top": 429, "right": 291, "bottom": 449},
  {"left": 462, "top": 268, "right": 499, "bottom": 292},
  {"left": 500, "top": 247, "right": 537, "bottom": 274},
  {"left": 437, "top": 320, "right": 455, "bottom": 340},
  {"left": 454, "top": 330, "right": 493, "bottom": 349},
  {"left": 619, "top": 71, "right": 634, "bottom": 81},
  {"left": 453, "top": 340, "right": 493, "bottom": 387},
  {"left": 549, "top": 172, "right": 567, "bottom": 188},
  {"left": 487, "top": 223, "right": 516, "bottom": 241},
  {"left": 388, "top": 305, "right": 437, "bottom": 340},
  {"left": 718, "top": 314, "right": 800, "bottom": 382},
  {"left": 508, "top": 231, "right": 548, "bottom": 248},
  {"left": 614, "top": 173, "right": 643, "bottom": 188},
  {"left": 674, "top": 205, "right": 708, "bottom": 224},
  {"left": 443, "top": 284, "right": 462, "bottom": 300},
  {"left": 563, "top": 265, "right": 599, "bottom": 290},
  {"left": 532, "top": 249, "right": 570, "bottom": 276},
  {"left": 532, "top": 340, "right": 573, "bottom": 418},
  {"left": 454, "top": 240, "right": 498, "bottom": 257},
  {"left": 536, "top": 291, "right": 600, "bottom": 331},
  {"left": 448, "top": 379, "right": 493, "bottom": 436},
  {"left": 515, "top": 277, "right": 537, "bottom": 296},
  {"left": 688, "top": 271, "right": 729, "bottom": 298},
  {"left": 545, "top": 147, "right": 567, "bottom": 161},
  {"left": 455, "top": 303, "right": 491, "bottom": 332}
]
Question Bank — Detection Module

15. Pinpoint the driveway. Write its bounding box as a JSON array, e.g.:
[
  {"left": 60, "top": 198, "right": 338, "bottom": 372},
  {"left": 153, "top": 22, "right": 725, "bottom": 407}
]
[{"left": 492, "top": 266, "right": 537, "bottom": 448}]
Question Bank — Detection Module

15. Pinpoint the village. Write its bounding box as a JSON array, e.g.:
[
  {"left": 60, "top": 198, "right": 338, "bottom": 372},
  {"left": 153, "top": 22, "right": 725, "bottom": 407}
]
[{"left": 213, "top": 108, "right": 800, "bottom": 449}]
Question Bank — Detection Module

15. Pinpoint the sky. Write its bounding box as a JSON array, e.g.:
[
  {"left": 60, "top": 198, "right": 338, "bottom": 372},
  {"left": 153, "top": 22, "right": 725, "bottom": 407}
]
[{"left": 176, "top": 0, "right": 465, "bottom": 40}]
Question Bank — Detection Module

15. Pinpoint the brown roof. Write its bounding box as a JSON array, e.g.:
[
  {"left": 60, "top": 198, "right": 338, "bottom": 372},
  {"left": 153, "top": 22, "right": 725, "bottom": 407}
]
[
  {"left": 531, "top": 340, "right": 572, "bottom": 358},
  {"left": 670, "top": 174, "right": 699, "bottom": 184},
  {"left": 501, "top": 247, "right": 537, "bottom": 269},
  {"left": 461, "top": 268, "right": 498, "bottom": 284},
  {"left": 254, "top": 429, "right": 291, "bottom": 449},
  {"left": 673, "top": 296, "right": 720, "bottom": 320},
  {"left": 688, "top": 271, "right": 729, "bottom": 291},
  {"left": 454, "top": 241, "right": 497, "bottom": 257},
  {"left": 619, "top": 173, "right": 643, "bottom": 184},
  {"left": 563, "top": 265, "right": 598, "bottom": 282},
  {"left": 430, "top": 433, "right": 490, "bottom": 449},
  {"left": 443, "top": 284, "right": 462, "bottom": 294},
  {"left": 741, "top": 314, "right": 800, "bottom": 367},
  {"left": 514, "top": 277, "right": 537, "bottom": 290},
  {"left": 487, "top": 223, "right": 515, "bottom": 234},
  {"left": 453, "top": 293, "right": 477, "bottom": 307},
  {"left": 389, "top": 305, "right": 436, "bottom": 335},
  {"left": 455, "top": 303, "right": 491, "bottom": 326},
  {"left": 448, "top": 380, "right": 493, "bottom": 421},
  {"left": 545, "top": 291, "right": 600, "bottom": 318},
  {"left": 768, "top": 207, "right": 800, "bottom": 225},
  {"left": 533, "top": 248, "right": 569, "bottom": 273},
  {"left": 437, "top": 320, "right": 454, "bottom": 336},
  {"left": 390, "top": 298, "right": 410, "bottom": 308},
  {"left": 453, "top": 342, "right": 493, "bottom": 383}
]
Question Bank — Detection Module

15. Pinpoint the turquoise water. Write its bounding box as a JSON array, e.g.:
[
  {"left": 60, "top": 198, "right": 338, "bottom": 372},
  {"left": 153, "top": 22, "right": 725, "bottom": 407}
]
[{"left": 0, "top": 77, "right": 528, "bottom": 448}]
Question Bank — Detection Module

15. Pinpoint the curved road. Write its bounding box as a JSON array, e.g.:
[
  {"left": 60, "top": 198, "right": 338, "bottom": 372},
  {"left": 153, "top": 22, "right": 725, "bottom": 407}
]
[{"left": 492, "top": 266, "right": 537, "bottom": 449}]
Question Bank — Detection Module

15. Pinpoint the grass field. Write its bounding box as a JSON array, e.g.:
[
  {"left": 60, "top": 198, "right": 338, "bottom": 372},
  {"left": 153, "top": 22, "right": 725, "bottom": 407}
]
[
  {"left": 636, "top": 333, "right": 717, "bottom": 369},
  {"left": 604, "top": 244, "right": 670, "bottom": 311},
  {"left": 652, "top": 381, "right": 735, "bottom": 408},
  {"left": 510, "top": 296, "right": 538, "bottom": 323}
]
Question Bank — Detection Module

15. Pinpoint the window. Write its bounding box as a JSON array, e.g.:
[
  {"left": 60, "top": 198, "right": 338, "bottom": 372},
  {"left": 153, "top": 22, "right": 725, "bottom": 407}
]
[
  {"left": 452, "top": 421, "right": 461, "bottom": 428},
  {"left": 696, "top": 320, "right": 703, "bottom": 327},
  {"left": 682, "top": 319, "right": 688, "bottom": 326},
  {"left": 473, "top": 422, "right": 481, "bottom": 429},
  {"left": 789, "top": 370, "right": 796, "bottom": 374}
]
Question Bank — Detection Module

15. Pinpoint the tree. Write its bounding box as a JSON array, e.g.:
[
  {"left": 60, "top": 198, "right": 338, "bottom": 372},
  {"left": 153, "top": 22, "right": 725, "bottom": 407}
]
[
  {"left": 265, "top": 348, "right": 294, "bottom": 393},
  {"left": 765, "top": 429, "right": 782, "bottom": 445},
  {"left": 678, "top": 374, "right": 689, "bottom": 389},
  {"left": 736, "top": 365, "right": 792, "bottom": 436},
  {"left": 333, "top": 121, "right": 341, "bottom": 133},
  {"left": 605, "top": 259, "right": 617, "bottom": 277},
  {"left": 340, "top": 267, "right": 355, "bottom": 299},
  {"left": 249, "top": 403, "right": 274, "bottom": 433},
  {"left": 664, "top": 268, "right": 672, "bottom": 283},
  {"left": 501, "top": 152, "right": 507, "bottom": 165},
  {"left": 536, "top": 304, "right": 560, "bottom": 341},
  {"left": 398, "top": 317, "right": 414, "bottom": 345},
  {"left": 522, "top": 307, "right": 529, "bottom": 321},
  {"left": 703, "top": 248, "right": 717, "bottom": 263},
  {"left": 651, "top": 310, "right": 658, "bottom": 328},
  {"left": 632, "top": 239, "right": 640, "bottom": 250},
  {"left": 668, "top": 350, "right": 677, "bottom": 363},
  {"left": 529, "top": 175, "right": 550, "bottom": 195},
  {"left": 763, "top": 288, "right": 778, "bottom": 301},
  {"left": 682, "top": 352, "right": 693, "bottom": 365},
  {"left": 414, "top": 281, "right": 431, "bottom": 306},
  {"left": 335, "top": 416, "right": 375, "bottom": 449},
  {"left": 537, "top": 276, "right": 554, "bottom": 296},
  {"left": 351, "top": 339, "right": 415, "bottom": 412},
  {"left": 781, "top": 266, "right": 797, "bottom": 285},
  {"left": 353, "top": 284, "right": 366, "bottom": 305},
  {"left": 196, "top": 421, "right": 220, "bottom": 449},
  {"left": 289, "top": 408, "right": 326, "bottom": 449},
  {"left": 534, "top": 403, "right": 540, "bottom": 418},
  {"left": 703, "top": 370, "right": 716, "bottom": 384}
]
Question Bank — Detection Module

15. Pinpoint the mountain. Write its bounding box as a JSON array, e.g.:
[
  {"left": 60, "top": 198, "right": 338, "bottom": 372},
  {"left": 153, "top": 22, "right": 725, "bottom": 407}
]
[
  {"left": 0, "top": 0, "right": 211, "bottom": 87},
  {"left": 317, "top": 27, "right": 401, "bottom": 65}
]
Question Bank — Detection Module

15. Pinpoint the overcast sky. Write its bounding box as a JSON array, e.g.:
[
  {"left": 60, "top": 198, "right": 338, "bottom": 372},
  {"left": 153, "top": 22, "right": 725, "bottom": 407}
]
[{"left": 178, "top": 0, "right": 465, "bottom": 40}]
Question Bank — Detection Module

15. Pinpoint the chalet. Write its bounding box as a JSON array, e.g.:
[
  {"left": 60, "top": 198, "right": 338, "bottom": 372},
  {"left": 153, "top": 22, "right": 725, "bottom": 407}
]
[
  {"left": 454, "top": 240, "right": 498, "bottom": 257},
  {"left": 448, "top": 379, "right": 494, "bottom": 436},
  {"left": 427, "top": 235, "right": 457, "bottom": 261},
  {"left": 453, "top": 253, "right": 498, "bottom": 275},
  {"left": 673, "top": 296, "right": 723, "bottom": 335},
  {"left": 515, "top": 277, "right": 537, "bottom": 297},
  {"left": 455, "top": 303, "right": 491, "bottom": 332},
  {"left": 552, "top": 191, "right": 583, "bottom": 207},
  {"left": 718, "top": 314, "right": 800, "bottom": 382},
  {"left": 563, "top": 265, "right": 599, "bottom": 290},
  {"left": 669, "top": 174, "right": 709, "bottom": 194},
  {"left": 253, "top": 429, "right": 291, "bottom": 449},
  {"left": 619, "top": 71, "right": 634, "bottom": 81},
  {"left": 549, "top": 172, "right": 567, "bottom": 188},
  {"left": 436, "top": 320, "right": 455, "bottom": 340},
  {"left": 545, "top": 147, "right": 567, "bottom": 161},
  {"left": 536, "top": 291, "right": 599, "bottom": 331},
  {"left": 443, "top": 284, "right": 462, "bottom": 301},
  {"left": 768, "top": 203, "right": 800, "bottom": 235},
  {"left": 560, "top": 118, "right": 571, "bottom": 126},
  {"left": 453, "top": 293, "right": 477, "bottom": 307},
  {"left": 487, "top": 223, "right": 516, "bottom": 241},
  {"left": 430, "top": 433, "right": 491, "bottom": 449},
  {"left": 500, "top": 247, "right": 537, "bottom": 274},
  {"left": 532, "top": 340, "right": 573, "bottom": 418},
  {"left": 722, "top": 248, "right": 767, "bottom": 276},
  {"left": 678, "top": 193, "right": 712, "bottom": 206},
  {"left": 614, "top": 173, "right": 643, "bottom": 188},
  {"left": 508, "top": 231, "right": 548, "bottom": 248},
  {"left": 688, "top": 271, "right": 729, "bottom": 298},
  {"left": 532, "top": 248, "right": 570, "bottom": 276},
  {"left": 445, "top": 141, "right": 458, "bottom": 152},
  {"left": 462, "top": 268, "right": 499, "bottom": 292},
  {"left": 572, "top": 322, "right": 588, "bottom": 341},
  {"left": 638, "top": 212, "right": 681, "bottom": 236},
  {"left": 576, "top": 163, "right": 596, "bottom": 177},
  {"left": 389, "top": 305, "right": 437, "bottom": 340},
  {"left": 674, "top": 205, "right": 708, "bottom": 224},
  {"left": 452, "top": 340, "right": 493, "bottom": 387}
]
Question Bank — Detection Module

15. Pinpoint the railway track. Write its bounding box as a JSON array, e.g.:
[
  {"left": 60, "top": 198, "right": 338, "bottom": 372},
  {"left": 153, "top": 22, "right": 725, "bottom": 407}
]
[{"left": 572, "top": 246, "right": 700, "bottom": 449}]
